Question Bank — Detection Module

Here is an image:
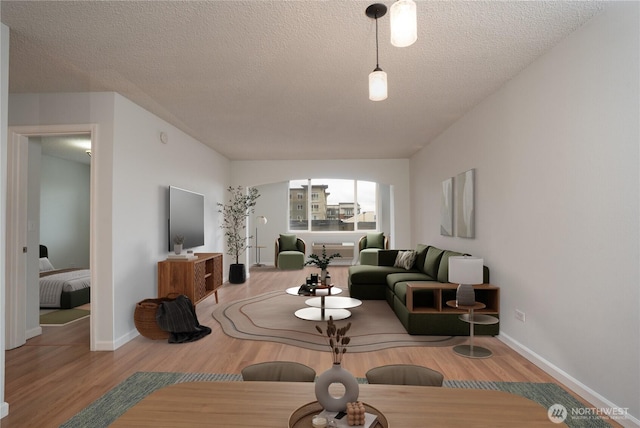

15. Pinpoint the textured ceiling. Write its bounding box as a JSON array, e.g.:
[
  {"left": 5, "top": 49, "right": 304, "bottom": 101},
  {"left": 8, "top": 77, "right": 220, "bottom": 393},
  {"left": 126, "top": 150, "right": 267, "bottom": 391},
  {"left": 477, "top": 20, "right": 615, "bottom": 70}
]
[{"left": 1, "top": 1, "right": 606, "bottom": 161}]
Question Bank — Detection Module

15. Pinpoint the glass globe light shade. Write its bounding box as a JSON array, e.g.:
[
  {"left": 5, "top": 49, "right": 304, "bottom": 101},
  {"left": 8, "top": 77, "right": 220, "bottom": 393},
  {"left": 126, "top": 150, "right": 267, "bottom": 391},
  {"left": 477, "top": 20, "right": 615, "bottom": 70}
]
[
  {"left": 390, "top": 0, "right": 417, "bottom": 47},
  {"left": 369, "top": 69, "right": 388, "bottom": 101}
]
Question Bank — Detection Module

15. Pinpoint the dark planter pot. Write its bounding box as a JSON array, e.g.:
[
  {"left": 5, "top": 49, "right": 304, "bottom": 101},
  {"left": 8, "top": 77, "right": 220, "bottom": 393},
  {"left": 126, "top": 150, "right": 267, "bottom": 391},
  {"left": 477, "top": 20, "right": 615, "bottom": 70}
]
[{"left": 229, "top": 263, "right": 246, "bottom": 284}]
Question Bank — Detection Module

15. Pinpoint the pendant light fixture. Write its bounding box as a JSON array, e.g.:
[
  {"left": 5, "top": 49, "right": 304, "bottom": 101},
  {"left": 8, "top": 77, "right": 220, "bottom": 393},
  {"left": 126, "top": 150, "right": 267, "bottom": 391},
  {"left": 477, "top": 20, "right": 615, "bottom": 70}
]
[
  {"left": 366, "top": 3, "right": 388, "bottom": 102},
  {"left": 390, "top": 0, "right": 417, "bottom": 47}
]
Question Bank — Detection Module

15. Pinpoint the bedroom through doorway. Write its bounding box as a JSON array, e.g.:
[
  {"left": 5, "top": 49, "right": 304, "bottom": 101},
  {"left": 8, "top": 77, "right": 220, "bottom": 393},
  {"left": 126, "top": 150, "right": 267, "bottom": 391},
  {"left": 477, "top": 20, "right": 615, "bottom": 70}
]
[
  {"left": 36, "top": 134, "right": 92, "bottom": 341},
  {"left": 5, "top": 125, "right": 95, "bottom": 351}
]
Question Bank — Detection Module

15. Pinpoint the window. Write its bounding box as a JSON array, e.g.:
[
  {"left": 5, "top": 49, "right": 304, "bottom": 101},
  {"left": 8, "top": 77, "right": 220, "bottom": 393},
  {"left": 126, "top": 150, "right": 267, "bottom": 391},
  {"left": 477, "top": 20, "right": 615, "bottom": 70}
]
[
  {"left": 288, "top": 179, "right": 378, "bottom": 232},
  {"left": 289, "top": 179, "right": 308, "bottom": 230},
  {"left": 357, "top": 180, "right": 377, "bottom": 230}
]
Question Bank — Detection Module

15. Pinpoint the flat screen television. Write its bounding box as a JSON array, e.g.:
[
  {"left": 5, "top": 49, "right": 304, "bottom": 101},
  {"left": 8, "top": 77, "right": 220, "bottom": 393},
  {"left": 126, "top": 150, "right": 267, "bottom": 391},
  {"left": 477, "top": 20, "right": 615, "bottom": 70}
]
[{"left": 168, "top": 186, "right": 205, "bottom": 251}]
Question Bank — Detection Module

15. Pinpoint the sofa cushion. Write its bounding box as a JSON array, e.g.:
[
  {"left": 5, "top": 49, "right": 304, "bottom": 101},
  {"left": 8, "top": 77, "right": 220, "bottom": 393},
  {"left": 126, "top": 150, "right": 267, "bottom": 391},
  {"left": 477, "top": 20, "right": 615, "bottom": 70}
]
[
  {"left": 279, "top": 234, "right": 299, "bottom": 251},
  {"left": 423, "top": 246, "right": 445, "bottom": 278},
  {"left": 437, "top": 250, "right": 465, "bottom": 283},
  {"left": 348, "top": 265, "right": 408, "bottom": 285},
  {"left": 277, "top": 251, "right": 305, "bottom": 270},
  {"left": 393, "top": 250, "right": 417, "bottom": 270},
  {"left": 365, "top": 232, "right": 385, "bottom": 249},
  {"left": 413, "top": 244, "right": 429, "bottom": 273},
  {"left": 386, "top": 272, "right": 433, "bottom": 293}
]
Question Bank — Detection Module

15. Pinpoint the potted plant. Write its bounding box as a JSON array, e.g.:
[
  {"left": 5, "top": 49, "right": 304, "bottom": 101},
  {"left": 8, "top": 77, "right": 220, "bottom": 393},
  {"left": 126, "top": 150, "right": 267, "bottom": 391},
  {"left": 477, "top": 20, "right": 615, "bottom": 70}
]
[
  {"left": 173, "top": 234, "right": 185, "bottom": 255},
  {"left": 305, "top": 245, "right": 341, "bottom": 284},
  {"left": 217, "top": 186, "right": 260, "bottom": 283}
]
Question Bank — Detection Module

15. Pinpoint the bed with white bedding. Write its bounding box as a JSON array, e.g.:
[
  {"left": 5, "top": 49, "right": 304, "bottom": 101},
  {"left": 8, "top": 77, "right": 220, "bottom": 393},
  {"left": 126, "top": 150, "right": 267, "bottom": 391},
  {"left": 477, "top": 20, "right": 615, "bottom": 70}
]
[{"left": 39, "top": 245, "right": 91, "bottom": 309}]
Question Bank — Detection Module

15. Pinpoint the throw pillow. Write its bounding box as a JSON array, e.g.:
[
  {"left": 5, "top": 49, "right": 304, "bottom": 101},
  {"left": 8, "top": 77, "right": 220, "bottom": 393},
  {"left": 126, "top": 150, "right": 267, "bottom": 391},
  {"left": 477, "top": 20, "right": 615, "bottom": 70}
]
[
  {"left": 279, "top": 234, "right": 299, "bottom": 251},
  {"left": 365, "top": 232, "right": 385, "bottom": 249},
  {"left": 394, "top": 250, "right": 417, "bottom": 270}
]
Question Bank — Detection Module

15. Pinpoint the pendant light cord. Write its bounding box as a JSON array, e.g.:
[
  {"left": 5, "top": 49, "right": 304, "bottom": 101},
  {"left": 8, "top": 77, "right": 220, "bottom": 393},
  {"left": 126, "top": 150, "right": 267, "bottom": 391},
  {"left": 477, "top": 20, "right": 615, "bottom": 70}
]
[{"left": 375, "top": 13, "right": 380, "bottom": 69}]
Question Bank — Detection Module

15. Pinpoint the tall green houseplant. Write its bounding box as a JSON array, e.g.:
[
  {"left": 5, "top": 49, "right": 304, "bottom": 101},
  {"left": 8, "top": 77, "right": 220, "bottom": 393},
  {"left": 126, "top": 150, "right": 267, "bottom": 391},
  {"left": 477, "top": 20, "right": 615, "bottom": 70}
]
[{"left": 218, "top": 186, "right": 260, "bottom": 283}]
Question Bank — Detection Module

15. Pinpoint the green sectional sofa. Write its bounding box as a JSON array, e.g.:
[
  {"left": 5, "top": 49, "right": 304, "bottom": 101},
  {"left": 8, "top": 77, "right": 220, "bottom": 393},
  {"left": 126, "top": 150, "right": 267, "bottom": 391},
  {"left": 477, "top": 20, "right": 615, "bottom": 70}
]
[{"left": 348, "top": 245, "right": 499, "bottom": 336}]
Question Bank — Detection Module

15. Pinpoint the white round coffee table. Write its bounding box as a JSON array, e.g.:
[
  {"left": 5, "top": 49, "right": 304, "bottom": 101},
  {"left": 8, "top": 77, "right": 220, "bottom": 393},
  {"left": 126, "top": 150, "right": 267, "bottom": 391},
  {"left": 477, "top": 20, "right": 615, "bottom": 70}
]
[{"left": 295, "top": 296, "right": 362, "bottom": 321}]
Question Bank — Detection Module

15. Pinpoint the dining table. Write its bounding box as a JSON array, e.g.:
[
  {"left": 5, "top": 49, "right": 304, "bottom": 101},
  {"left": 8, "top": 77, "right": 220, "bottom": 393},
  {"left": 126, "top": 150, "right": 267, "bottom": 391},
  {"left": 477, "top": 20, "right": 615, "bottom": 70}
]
[{"left": 110, "top": 380, "right": 561, "bottom": 427}]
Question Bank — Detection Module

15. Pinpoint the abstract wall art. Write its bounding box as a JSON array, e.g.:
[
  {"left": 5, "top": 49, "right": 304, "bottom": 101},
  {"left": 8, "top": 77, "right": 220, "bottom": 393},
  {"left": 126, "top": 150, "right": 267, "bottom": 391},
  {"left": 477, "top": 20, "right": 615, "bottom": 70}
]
[
  {"left": 440, "top": 177, "right": 453, "bottom": 236},
  {"left": 455, "top": 169, "right": 475, "bottom": 238}
]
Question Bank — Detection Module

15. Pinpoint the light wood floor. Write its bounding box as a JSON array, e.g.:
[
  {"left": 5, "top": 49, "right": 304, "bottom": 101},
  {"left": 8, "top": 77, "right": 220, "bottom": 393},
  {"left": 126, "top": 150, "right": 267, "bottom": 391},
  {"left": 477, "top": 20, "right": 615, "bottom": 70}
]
[{"left": 3, "top": 266, "right": 610, "bottom": 427}]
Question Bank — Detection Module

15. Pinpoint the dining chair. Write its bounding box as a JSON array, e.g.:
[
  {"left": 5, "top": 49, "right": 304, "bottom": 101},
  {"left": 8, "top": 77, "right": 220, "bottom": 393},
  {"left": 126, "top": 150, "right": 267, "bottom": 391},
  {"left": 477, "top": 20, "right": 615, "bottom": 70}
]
[
  {"left": 365, "top": 364, "right": 444, "bottom": 386},
  {"left": 241, "top": 361, "right": 316, "bottom": 382}
]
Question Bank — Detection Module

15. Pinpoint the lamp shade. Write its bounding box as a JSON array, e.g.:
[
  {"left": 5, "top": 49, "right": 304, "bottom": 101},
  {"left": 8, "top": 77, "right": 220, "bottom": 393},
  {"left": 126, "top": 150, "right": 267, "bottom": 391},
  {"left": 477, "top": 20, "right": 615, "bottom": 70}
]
[
  {"left": 390, "top": 0, "right": 417, "bottom": 47},
  {"left": 369, "top": 68, "right": 388, "bottom": 101},
  {"left": 448, "top": 256, "right": 484, "bottom": 285},
  {"left": 257, "top": 215, "right": 268, "bottom": 225}
]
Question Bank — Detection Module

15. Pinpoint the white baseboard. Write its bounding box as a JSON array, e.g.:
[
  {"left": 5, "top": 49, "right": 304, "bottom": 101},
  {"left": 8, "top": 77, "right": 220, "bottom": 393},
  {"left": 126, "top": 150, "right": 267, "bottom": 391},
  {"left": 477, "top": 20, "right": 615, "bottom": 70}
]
[
  {"left": 25, "top": 326, "right": 42, "bottom": 340},
  {"left": 93, "top": 340, "right": 116, "bottom": 351},
  {"left": 93, "top": 327, "right": 143, "bottom": 351},
  {"left": 1, "top": 401, "right": 9, "bottom": 419},
  {"left": 499, "top": 333, "right": 639, "bottom": 427}
]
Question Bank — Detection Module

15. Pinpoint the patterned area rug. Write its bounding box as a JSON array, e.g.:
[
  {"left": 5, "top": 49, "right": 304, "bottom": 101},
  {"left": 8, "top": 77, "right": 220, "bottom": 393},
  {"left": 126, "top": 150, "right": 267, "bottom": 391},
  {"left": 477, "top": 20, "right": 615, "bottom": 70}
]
[
  {"left": 211, "top": 290, "right": 464, "bottom": 351},
  {"left": 61, "top": 372, "right": 612, "bottom": 428}
]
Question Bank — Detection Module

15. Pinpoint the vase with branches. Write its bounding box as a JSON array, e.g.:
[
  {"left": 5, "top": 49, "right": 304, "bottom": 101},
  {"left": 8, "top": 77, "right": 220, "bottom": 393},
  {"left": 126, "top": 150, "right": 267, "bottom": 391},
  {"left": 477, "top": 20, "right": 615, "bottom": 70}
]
[
  {"left": 314, "top": 316, "right": 359, "bottom": 411},
  {"left": 315, "top": 316, "right": 351, "bottom": 364},
  {"left": 217, "top": 186, "right": 260, "bottom": 283},
  {"left": 305, "top": 245, "right": 341, "bottom": 284}
]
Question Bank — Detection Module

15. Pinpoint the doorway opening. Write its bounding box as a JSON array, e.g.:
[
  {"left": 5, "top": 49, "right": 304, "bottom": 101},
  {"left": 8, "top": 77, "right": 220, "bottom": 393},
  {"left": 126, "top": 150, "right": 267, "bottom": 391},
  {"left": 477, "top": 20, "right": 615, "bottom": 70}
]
[{"left": 6, "top": 124, "right": 97, "bottom": 351}]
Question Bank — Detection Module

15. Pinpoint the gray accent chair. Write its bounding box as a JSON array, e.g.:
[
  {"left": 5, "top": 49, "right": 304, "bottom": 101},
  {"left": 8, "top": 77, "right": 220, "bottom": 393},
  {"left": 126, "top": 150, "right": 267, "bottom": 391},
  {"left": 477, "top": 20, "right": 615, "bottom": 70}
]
[
  {"left": 241, "top": 361, "right": 316, "bottom": 382},
  {"left": 365, "top": 364, "right": 444, "bottom": 387}
]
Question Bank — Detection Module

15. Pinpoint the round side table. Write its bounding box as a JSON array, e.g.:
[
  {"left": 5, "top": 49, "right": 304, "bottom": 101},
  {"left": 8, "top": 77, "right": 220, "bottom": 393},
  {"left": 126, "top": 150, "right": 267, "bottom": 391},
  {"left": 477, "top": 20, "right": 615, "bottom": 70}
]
[{"left": 446, "top": 300, "right": 499, "bottom": 359}]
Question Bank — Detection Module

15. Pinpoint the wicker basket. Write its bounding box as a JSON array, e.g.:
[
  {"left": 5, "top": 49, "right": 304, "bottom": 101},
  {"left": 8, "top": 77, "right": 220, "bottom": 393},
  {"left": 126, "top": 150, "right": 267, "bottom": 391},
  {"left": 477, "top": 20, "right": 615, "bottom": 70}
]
[{"left": 134, "top": 295, "right": 179, "bottom": 340}]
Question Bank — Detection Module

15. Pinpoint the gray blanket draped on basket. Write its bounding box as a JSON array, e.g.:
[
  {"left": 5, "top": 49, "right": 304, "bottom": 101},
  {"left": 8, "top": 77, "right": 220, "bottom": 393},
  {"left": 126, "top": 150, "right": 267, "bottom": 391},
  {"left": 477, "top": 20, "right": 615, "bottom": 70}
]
[{"left": 155, "top": 295, "right": 212, "bottom": 343}]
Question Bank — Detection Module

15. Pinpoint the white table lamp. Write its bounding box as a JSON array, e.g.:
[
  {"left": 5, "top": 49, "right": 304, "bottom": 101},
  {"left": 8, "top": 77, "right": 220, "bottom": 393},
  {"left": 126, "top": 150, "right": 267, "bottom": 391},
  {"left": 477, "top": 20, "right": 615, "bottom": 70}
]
[{"left": 449, "top": 256, "right": 484, "bottom": 306}]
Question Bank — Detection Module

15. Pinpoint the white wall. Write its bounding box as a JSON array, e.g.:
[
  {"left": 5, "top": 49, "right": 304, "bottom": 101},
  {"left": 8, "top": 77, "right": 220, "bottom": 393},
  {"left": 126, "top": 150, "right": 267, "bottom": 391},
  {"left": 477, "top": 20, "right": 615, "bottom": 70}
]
[
  {"left": 110, "top": 94, "right": 229, "bottom": 344},
  {"left": 40, "top": 153, "right": 90, "bottom": 269},
  {"left": 1, "top": 22, "right": 10, "bottom": 420},
  {"left": 231, "top": 159, "right": 412, "bottom": 266},
  {"left": 410, "top": 3, "right": 639, "bottom": 422},
  {"left": 8, "top": 92, "right": 230, "bottom": 350}
]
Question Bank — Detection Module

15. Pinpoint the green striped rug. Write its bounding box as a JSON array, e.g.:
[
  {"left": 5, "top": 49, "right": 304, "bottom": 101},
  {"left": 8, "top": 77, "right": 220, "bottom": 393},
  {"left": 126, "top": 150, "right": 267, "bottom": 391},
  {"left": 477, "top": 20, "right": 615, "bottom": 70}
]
[
  {"left": 61, "top": 372, "right": 612, "bottom": 428},
  {"left": 39, "top": 308, "right": 89, "bottom": 326}
]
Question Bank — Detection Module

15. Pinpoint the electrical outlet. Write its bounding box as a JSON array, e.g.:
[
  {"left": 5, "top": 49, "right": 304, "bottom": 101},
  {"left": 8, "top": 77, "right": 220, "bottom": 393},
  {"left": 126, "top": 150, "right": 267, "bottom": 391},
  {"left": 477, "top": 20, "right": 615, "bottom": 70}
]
[{"left": 515, "top": 309, "right": 526, "bottom": 322}]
